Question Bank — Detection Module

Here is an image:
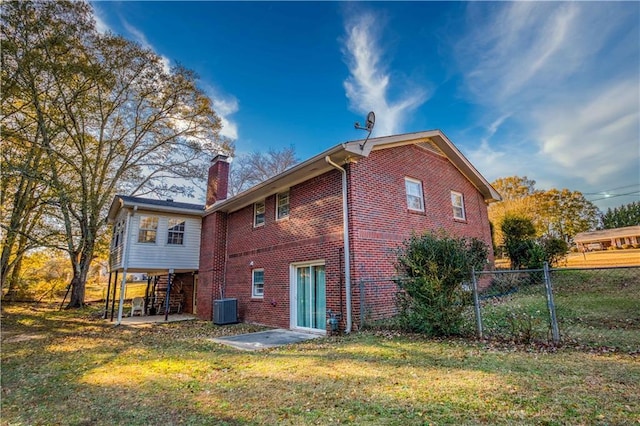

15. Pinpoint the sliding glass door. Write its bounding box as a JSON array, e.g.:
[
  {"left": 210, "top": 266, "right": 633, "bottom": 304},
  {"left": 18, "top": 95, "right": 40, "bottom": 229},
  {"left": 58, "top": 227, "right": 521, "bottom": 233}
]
[{"left": 293, "top": 263, "right": 326, "bottom": 331}]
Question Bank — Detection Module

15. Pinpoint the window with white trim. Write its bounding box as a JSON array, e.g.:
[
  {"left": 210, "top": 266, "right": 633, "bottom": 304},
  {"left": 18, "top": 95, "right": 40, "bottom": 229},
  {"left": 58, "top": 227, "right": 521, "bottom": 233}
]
[
  {"left": 167, "top": 218, "right": 185, "bottom": 245},
  {"left": 405, "top": 178, "right": 425, "bottom": 212},
  {"left": 451, "top": 191, "right": 466, "bottom": 220},
  {"left": 112, "top": 219, "right": 125, "bottom": 249},
  {"left": 276, "top": 191, "right": 290, "bottom": 220},
  {"left": 254, "top": 201, "right": 265, "bottom": 227},
  {"left": 137, "top": 216, "right": 158, "bottom": 243},
  {"left": 252, "top": 269, "right": 264, "bottom": 298}
]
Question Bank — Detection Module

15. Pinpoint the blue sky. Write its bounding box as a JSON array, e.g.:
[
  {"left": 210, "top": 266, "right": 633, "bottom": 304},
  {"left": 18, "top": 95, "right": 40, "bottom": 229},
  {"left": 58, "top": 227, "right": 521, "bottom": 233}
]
[{"left": 92, "top": 1, "right": 639, "bottom": 211}]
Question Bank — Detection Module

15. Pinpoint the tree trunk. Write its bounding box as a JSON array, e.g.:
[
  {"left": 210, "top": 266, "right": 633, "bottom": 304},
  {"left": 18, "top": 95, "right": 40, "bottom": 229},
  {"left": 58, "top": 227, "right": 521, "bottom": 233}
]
[
  {"left": 66, "top": 274, "right": 86, "bottom": 308},
  {"left": 66, "top": 245, "right": 94, "bottom": 308},
  {"left": 2, "top": 252, "right": 25, "bottom": 302}
]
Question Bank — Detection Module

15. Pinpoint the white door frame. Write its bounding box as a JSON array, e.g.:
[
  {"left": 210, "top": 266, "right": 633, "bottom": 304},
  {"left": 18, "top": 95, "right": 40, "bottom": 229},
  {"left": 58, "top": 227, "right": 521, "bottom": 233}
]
[{"left": 289, "top": 260, "right": 326, "bottom": 335}]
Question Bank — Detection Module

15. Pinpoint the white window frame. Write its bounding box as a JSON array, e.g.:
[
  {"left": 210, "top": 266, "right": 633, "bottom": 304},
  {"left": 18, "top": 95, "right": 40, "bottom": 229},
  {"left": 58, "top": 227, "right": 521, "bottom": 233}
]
[
  {"left": 451, "top": 191, "right": 466, "bottom": 220},
  {"left": 254, "top": 201, "right": 265, "bottom": 227},
  {"left": 167, "top": 218, "right": 185, "bottom": 245},
  {"left": 276, "top": 191, "right": 290, "bottom": 220},
  {"left": 137, "top": 216, "right": 158, "bottom": 243},
  {"left": 252, "top": 268, "right": 264, "bottom": 298},
  {"left": 405, "top": 178, "right": 425, "bottom": 212}
]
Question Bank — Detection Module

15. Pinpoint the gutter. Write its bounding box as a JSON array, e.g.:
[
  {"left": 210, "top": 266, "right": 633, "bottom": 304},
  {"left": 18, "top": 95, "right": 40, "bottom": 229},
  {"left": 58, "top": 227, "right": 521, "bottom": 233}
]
[{"left": 325, "top": 156, "right": 352, "bottom": 333}]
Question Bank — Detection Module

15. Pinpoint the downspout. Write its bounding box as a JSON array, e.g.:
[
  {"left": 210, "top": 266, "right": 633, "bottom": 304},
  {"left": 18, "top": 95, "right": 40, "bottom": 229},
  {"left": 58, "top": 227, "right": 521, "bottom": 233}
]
[
  {"left": 116, "top": 206, "right": 136, "bottom": 325},
  {"left": 325, "top": 156, "right": 352, "bottom": 333}
]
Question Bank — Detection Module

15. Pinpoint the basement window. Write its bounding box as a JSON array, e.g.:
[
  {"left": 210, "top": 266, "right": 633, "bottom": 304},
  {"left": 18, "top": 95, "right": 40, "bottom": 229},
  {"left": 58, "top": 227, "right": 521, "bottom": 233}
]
[{"left": 252, "top": 269, "right": 264, "bottom": 298}]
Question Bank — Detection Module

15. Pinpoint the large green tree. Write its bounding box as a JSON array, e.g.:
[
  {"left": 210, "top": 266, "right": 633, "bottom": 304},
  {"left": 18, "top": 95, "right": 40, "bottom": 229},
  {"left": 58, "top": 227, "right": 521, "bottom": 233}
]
[
  {"left": 601, "top": 202, "right": 640, "bottom": 229},
  {"left": 489, "top": 176, "right": 600, "bottom": 246},
  {"left": 1, "top": 1, "right": 232, "bottom": 307}
]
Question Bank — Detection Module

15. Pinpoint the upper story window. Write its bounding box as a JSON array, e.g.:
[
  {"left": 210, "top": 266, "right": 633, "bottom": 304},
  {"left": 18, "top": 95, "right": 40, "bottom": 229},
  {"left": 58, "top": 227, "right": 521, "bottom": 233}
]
[
  {"left": 167, "top": 219, "right": 186, "bottom": 245},
  {"left": 451, "top": 191, "right": 466, "bottom": 220},
  {"left": 252, "top": 268, "right": 264, "bottom": 298},
  {"left": 405, "top": 178, "right": 425, "bottom": 212},
  {"left": 254, "top": 201, "right": 265, "bottom": 227},
  {"left": 276, "top": 191, "right": 290, "bottom": 220},
  {"left": 138, "top": 216, "right": 158, "bottom": 243}
]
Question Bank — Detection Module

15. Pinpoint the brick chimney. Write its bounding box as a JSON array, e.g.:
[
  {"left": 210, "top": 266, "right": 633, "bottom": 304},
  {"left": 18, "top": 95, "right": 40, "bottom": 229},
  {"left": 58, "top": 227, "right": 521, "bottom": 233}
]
[{"left": 206, "top": 154, "right": 230, "bottom": 207}]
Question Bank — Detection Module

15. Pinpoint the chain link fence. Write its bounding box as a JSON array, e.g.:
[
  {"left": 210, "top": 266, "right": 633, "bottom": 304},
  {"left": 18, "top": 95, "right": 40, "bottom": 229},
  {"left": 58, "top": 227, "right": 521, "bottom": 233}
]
[{"left": 359, "top": 266, "right": 640, "bottom": 352}]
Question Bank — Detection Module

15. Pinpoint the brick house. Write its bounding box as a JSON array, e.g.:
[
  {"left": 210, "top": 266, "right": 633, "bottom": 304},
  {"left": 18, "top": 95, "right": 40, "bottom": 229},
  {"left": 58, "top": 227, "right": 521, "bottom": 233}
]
[{"left": 198, "top": 130, "right": 500, "bottom": 334}]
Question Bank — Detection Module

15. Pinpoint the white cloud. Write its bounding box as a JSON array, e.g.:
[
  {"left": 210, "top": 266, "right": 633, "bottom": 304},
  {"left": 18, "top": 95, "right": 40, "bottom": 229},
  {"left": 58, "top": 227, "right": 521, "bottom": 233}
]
[
  {"left": 200, "top": 84, "right": 239, "bottom": 141},
  {"left": 121, "top": 19, "right": 171, "bottom": 73},
  {"left": 454, "top": 2, "right": 639, "bottom": 208},
  {"left": 342, "top": 12, "right": 428, "bottom": 136},
  {"left": 536, "top": 78, "right": 639, "bottom": 184},
  {"left": 91, "top": 5, "right": 111, "bottom": 34},
  {"left": 212, "top": 96, "right": 239, "bottom": 141}
]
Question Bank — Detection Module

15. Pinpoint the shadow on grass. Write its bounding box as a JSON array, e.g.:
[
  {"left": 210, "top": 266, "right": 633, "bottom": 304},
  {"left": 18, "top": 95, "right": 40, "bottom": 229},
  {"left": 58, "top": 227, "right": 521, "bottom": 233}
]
[{"left": 2, "top": 303, "right": 639, "bottom": 425}]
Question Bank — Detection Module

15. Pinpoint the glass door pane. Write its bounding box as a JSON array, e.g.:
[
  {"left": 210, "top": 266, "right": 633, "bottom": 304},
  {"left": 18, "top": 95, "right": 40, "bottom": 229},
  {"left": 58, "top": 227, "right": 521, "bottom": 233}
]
[
  {"left": 295, "top": 265, "right": 325, "bottom": 330},
  {"left": 296, "top": 266, "right": 310, "bottom": 328},
  {"left": 313, "top": 266, "right": 326, "bottom": 329}
]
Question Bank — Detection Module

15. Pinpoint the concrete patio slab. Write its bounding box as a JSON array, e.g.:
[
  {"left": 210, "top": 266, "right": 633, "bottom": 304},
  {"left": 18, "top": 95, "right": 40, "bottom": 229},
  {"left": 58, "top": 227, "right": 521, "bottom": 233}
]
[
  {"left": 108, "top": 314, "right": 197, "bottom": 326},
  {"left": 212, "top": 329, "right": 323, "bottom": 351}
]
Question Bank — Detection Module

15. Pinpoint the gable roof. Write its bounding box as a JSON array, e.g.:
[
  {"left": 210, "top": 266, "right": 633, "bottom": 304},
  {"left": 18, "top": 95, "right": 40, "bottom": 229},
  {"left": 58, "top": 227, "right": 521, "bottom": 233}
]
[
  {"left": 107, "top": 195, "right": 204, "bottom": 223},
  {"left": 574, "top": 225, "right": 640, "bottom": 242},
  {"left": 205, "top": 130, "right": 501, "bottom": 216}
]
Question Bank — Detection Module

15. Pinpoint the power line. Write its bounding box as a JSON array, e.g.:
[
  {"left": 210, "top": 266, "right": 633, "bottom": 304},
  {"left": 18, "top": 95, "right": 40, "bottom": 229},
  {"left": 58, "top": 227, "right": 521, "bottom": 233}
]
[
  {"left": 588, "top": 190, "right": 640, "bottom": 202},
  {"left": 583, "top": 183, "right": 639, "bottom": 195}
]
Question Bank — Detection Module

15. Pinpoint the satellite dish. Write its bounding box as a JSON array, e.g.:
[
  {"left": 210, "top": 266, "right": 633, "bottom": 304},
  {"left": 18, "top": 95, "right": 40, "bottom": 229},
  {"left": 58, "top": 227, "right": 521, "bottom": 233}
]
[
  {"left": 354, "top": 111, "right": 376, "bottom": 150},
  {"left": 365, "top": 111, "right": 375, "bottom": 131}
]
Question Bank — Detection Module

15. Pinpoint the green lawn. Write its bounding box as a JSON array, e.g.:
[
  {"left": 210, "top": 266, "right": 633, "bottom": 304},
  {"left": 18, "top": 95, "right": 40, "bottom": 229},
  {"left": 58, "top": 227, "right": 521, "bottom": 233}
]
[
  {"left": 2, "top": 304, "right": 639, "bottom": 425},
  {"left": 477, "top": 268, "right": 640, "bottom": 351}
]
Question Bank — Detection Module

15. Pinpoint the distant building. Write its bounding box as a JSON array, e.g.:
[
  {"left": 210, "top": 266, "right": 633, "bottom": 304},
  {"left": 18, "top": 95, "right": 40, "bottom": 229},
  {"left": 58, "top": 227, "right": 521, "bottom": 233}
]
[{"left": 574, "top": 226, "right": 640, "bottom": 251}]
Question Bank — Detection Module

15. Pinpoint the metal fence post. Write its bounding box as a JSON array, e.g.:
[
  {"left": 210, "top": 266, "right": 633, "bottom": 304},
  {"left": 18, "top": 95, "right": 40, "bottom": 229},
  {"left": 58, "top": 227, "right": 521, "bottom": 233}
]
[
  {"left": 471, "top": 268, "right": 483, "bottom": 339},
  {"left": 543, "top": 262, "right": 560, "bottom": 344}
]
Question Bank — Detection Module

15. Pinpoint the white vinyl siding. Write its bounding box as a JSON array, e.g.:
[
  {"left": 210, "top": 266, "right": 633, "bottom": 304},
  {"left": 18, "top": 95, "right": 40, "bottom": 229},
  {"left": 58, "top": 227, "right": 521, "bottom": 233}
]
[
  {"left": 451, "top": 191, "right": 466, "bottom": 220},
  {"left": 405, "top": 178, "right": 425, "bottom": 212},
  {"left": 252, "top": 269, "right": 264, "bottom": 298},
  {"left": 121, "top": 214, "right": 201, "bottom": 271}
]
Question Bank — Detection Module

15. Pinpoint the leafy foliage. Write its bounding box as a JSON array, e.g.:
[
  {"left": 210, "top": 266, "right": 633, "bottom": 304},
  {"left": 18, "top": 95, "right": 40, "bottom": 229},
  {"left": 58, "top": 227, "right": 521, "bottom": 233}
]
[
  {"left": 601, "top": 201, "right": 640, "bottom": 229},
  {"left": 502, "top": 216, "right": 569, "bottom": 269},
  {"left": 502, "top": 215, "right": 536, "bottom": 269},
  {"left": 1, "top": 1, "right": 231, "bottom": 306},
  {"left": 394, "top": 232, "right": 489, "bottom": 336},
  {"left": 489, "top": 176, "right": 600, "bottom": 247}
]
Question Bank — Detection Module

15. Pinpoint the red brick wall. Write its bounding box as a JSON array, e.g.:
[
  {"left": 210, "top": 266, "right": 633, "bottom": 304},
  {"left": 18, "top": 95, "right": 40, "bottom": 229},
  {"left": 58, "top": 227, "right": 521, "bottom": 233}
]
[
  {"left": 198, "top": 143, "right": 494, "bottom": 330},
  {"left": 222, "top": 171, "right": 344, "bottom": 330},
  {"left": 348, "top": 145, "right": 494, "bottom": 325},
  {"left": 197, "top": 211, "right": 228, "bottom": 320},
  {"left": 206, "top": 156, "right": 230, "bottom": 207}
]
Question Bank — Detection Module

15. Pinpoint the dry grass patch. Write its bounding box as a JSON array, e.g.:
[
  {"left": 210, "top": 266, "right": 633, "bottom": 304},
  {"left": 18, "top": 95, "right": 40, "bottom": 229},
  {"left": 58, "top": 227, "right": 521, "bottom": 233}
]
[{"left": 2, "top": 303, "right": 639, "bottom": 425}]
